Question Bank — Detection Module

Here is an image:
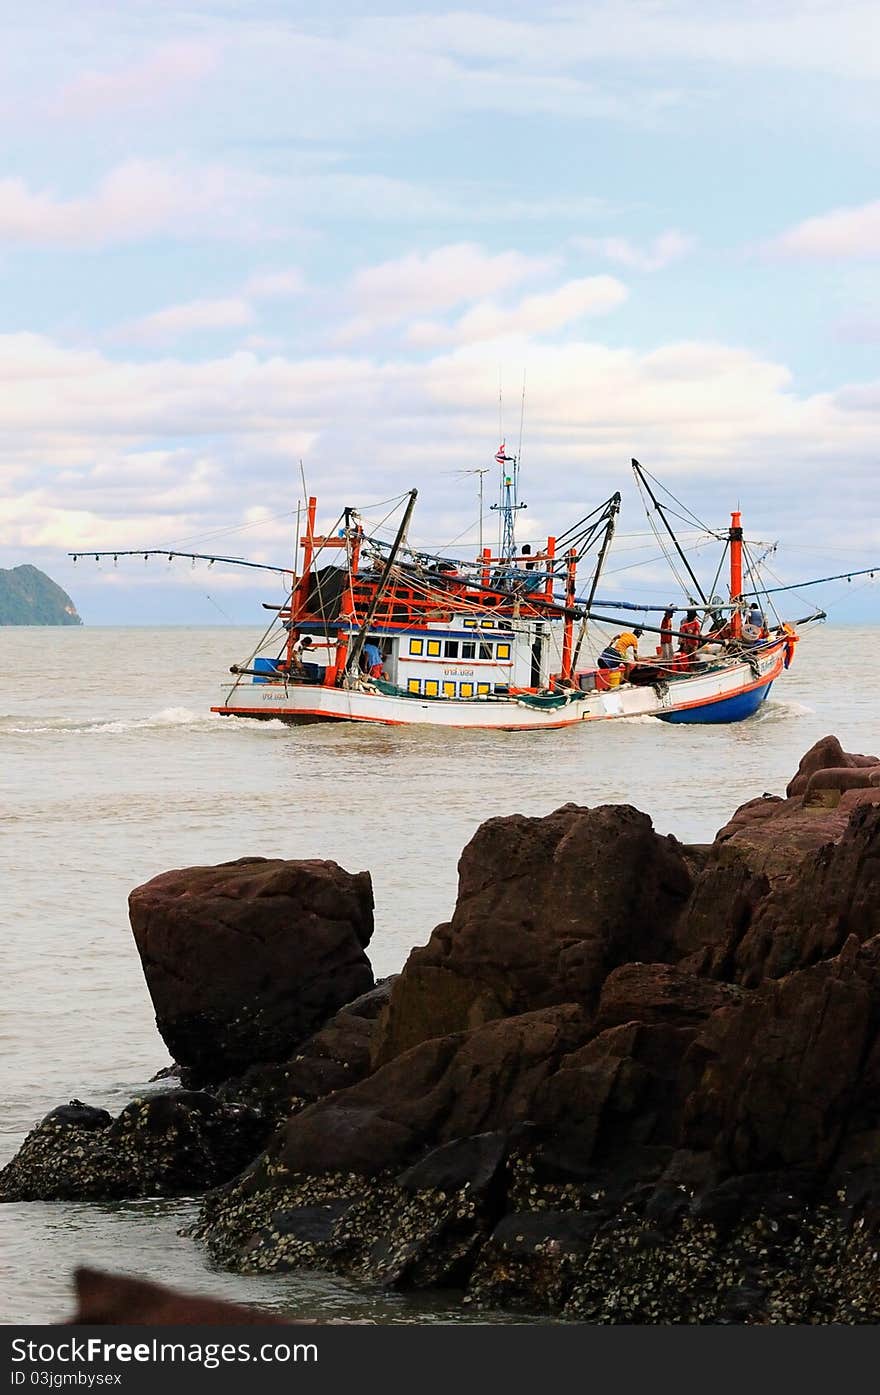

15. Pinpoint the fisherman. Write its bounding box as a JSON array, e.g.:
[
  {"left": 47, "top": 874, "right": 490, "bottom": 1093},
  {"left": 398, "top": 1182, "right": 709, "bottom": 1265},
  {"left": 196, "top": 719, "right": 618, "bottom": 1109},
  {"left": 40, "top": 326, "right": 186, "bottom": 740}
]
[
  {"left": 597, "top": 627, "right": 643, "bottom": 670},
  {"left": 515, "top": 543, "right": 543, "bottom": 593},
  {"left": 747, "top": 603, "right": 765, "bottom": 629},
  {"left": 742, "top": 602, "right": 766, "bottom": 642},
  {"left": 678, "top": 609, "right": 703, "bottom": 659},
  {"left": 660, "top": 607, "right": 676, "bottom": 662},
  {"left": 290, "top": 635, "right": 314, "bottom": 671},
  {"left": 362, "top": 639, "right": 386, "bottom": 679}
]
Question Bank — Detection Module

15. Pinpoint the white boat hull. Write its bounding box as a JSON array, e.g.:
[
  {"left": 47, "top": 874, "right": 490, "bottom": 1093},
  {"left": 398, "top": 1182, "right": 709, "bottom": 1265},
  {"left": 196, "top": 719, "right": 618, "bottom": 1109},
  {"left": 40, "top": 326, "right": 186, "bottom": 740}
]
[{"left": 213, "top": 643, "right": 788, "bottom": 729}]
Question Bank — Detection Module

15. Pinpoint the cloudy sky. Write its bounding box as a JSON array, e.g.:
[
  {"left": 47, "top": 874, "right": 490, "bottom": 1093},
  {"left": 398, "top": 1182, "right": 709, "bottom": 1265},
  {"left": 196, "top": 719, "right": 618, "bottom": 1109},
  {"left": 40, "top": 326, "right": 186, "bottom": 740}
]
[{"left": 2, "top": 0, "right": 879, "bottom": 622}]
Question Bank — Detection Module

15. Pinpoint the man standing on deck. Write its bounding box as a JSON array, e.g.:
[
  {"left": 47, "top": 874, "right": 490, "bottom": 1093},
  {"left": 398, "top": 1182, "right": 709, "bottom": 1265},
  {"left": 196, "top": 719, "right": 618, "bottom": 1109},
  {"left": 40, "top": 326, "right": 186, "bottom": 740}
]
[
  {"left": 660, "top": 607, "right": 675, "bottom": 662},
  {"left": 678, "top": 610, "right": 703, "bottom": 661}
]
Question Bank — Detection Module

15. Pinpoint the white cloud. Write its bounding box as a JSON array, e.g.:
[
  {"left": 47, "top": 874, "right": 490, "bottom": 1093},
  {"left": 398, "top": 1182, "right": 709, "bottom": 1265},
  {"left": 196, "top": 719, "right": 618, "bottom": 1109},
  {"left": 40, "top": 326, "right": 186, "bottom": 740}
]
[
  {"left": 408, "top": 276, "right": 629, "bottom": 347},
  {"left": 334, "top": 243, "right": 558, "bottom": 343},
  {"left": 244, "top": 269, "right": 305, "bottom": 299},
  {"left": 0, "top": 159, "right": 265, "bottom": 248},
  {"left": 123, "top": 298, "right": 255, "bottom": 343},
  {"left": 118, "top": 267, "right": 305, "bottom": 343},
  {"left": 767, "top": 199, "right": 880, "bottom": 258},
  {"left": 54, "top": 41, "right": 218, "bottom": 117},
  {"left": 352, "top": 4, "right": 880, "bottom": 84},
  {"left": 574, "top": 230, "right": 696, "bottom": 272},
  {"left": 2, "top": 327, "right": 878, "bottom": 582}
]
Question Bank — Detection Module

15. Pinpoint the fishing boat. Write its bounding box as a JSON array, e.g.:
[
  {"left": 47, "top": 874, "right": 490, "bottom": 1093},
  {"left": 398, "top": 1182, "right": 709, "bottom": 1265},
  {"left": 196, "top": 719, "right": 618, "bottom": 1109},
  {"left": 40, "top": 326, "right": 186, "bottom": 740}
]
[{"left": 74, "top": 452, "right": 873, "bottom": 730}]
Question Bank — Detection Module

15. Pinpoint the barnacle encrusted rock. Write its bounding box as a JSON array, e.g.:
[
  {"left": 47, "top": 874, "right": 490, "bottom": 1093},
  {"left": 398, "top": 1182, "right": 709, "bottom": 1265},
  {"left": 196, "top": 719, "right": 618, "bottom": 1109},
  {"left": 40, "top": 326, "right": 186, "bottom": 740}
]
[{"left": 0, "top": 1091, "right": 268, "bottom": 1201}]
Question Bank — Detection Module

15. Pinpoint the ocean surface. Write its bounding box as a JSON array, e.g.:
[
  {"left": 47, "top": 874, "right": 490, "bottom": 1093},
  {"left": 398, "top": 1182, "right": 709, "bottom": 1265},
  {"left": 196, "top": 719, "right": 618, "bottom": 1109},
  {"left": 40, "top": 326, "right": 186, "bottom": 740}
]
[{"left": 2, "top": 624, "right": 878, "bottom": 1323}]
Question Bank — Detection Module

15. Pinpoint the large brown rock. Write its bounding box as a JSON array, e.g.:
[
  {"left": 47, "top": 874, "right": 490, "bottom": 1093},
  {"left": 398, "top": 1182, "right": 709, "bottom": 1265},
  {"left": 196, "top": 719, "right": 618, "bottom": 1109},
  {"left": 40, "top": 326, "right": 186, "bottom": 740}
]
[
  {"left": 787, "top": 734, "right": 879, "bottom": 798},
  {"left": 129, "top": 857, "right": 374, "bottom": 1084},
  {"left": 69, "top": 1267, "right": 288, "bottom": 1325},
  {"left": 373, "top": 804, "right": 692, "bottom": 1065}
]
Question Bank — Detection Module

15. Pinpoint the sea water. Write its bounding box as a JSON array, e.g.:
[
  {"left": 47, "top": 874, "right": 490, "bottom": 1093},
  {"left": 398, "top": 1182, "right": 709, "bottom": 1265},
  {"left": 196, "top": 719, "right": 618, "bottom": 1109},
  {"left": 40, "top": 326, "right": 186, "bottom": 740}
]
[{"left": 1, "top": 624, "right": 877, "bottom": 1322}]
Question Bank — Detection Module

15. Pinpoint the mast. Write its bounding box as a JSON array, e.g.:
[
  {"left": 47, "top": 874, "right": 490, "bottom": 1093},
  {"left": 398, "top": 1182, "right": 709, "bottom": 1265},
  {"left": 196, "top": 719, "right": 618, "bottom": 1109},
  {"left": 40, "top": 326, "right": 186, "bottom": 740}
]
[
  {"left": 632, "top": 459, "right": 708, "bottom": 606},
  {"left": 729, "top": 509, "right": 743, "bottom": 639},
  {"left": 345, "top": 490, "right": 418, "bottom": 681},
  {"left": 491, "top": 443, "right": 527, "bottom": 563}
]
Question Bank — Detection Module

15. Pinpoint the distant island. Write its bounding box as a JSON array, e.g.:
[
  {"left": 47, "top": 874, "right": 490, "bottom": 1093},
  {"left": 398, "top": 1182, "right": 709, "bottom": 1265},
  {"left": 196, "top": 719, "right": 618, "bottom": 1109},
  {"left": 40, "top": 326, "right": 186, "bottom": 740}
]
[{"left": 0, "top": 564, "right": 82, "bottom": 625}]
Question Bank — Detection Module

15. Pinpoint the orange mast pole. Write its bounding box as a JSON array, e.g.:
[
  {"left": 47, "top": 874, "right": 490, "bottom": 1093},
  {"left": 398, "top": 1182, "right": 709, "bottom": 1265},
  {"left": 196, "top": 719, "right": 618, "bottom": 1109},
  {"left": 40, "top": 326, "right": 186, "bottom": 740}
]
[
  {"left": 544, "top": 536, "right": 556, "bottom": 603},
  {"left": 560, "top": 548, "right": 577, "bottom": 681},
  {"left": 481, "top": 546, "right": 491, "bottom": 590},
  {"left": 729, "top": 509, "right": 743, "bottom": 639},
  {"left": 330, "top": 518, "right": 361, "bottom": 687}
]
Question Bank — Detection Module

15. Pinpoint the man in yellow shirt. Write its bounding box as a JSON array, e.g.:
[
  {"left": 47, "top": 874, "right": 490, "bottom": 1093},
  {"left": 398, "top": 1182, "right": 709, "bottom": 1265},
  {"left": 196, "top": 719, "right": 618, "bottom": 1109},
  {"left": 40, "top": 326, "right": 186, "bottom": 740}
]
[{"left": 597, "top": 627, "right": 643, "bottom": 669}]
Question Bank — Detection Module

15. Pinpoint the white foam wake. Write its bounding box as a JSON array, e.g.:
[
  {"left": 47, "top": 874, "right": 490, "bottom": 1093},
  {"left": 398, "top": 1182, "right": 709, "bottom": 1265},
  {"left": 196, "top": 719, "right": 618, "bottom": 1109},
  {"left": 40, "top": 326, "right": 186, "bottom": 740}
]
[{"left": 3, "top": 707, "right": 223, "bottom": 736}]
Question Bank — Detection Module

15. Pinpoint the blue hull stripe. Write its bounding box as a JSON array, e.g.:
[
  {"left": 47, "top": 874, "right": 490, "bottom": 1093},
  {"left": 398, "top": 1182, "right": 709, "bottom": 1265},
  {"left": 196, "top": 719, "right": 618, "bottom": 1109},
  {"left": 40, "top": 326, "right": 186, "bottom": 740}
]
[{"left": 657, "top": 681, "right": 773, "bottom": 725}]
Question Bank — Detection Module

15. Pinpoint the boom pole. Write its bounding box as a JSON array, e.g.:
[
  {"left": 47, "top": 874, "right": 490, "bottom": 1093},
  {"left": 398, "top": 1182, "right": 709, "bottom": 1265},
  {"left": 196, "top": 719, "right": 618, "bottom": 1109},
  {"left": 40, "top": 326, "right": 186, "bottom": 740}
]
[
  {"left": 345, "top": 490, "right": 418, "bottom": 681},
  {"left": 570, "top": 492, "right": 621, "bottom": 674},
  {"left": 632, "top": 459, "right": 708, "bottom": 606}
]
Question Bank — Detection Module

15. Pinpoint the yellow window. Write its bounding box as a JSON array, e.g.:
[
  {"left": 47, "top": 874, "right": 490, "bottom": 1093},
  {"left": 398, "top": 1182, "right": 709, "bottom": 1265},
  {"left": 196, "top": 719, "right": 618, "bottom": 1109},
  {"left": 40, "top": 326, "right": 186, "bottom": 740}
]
[
  {"left": 460, "top": 682, "right": 474, "bottom": 698},
  {"left": 442, "top": 681, "right": 456, "bottom": 697},
  {"left": 407, "top": 679, "right": 421, "bottom": 694},
  {"left": 477, "top": 682, "right": 490, "bottom": 695},
  {"left": 409, "top": 637, "right": 424, "bottom": 655},
  {"left": 425, "top": 679, "right": 439, "bottom": 696},
  {"left": 480, "top": 619, "right": 494, "bottom": 628},
  {"left": 496, "top": 643, "right": 511, "bottom": 661},
  {"left": 426, "top": 639, "right": 441, "bottom": 656},
  {"left": 463, "top": 617, "right": 476, "bottom": 629}
]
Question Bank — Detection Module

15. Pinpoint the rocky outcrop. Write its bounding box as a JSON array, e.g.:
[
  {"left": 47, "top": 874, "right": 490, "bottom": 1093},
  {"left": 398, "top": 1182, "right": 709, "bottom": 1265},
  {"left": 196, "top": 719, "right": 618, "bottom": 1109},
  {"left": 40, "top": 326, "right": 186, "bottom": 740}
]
[
  {"left": 0, "top": 1091, "right": 268, "bottom": 1202},
  {"left": 373, "top": 804, "right": 692, "bottom": 1066},
  {"left": 191, "top": 735, "right": 880, "bottom": 1322},
  {"left": 129, "top": 857, "right": 374, "bottom": 1084}
]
